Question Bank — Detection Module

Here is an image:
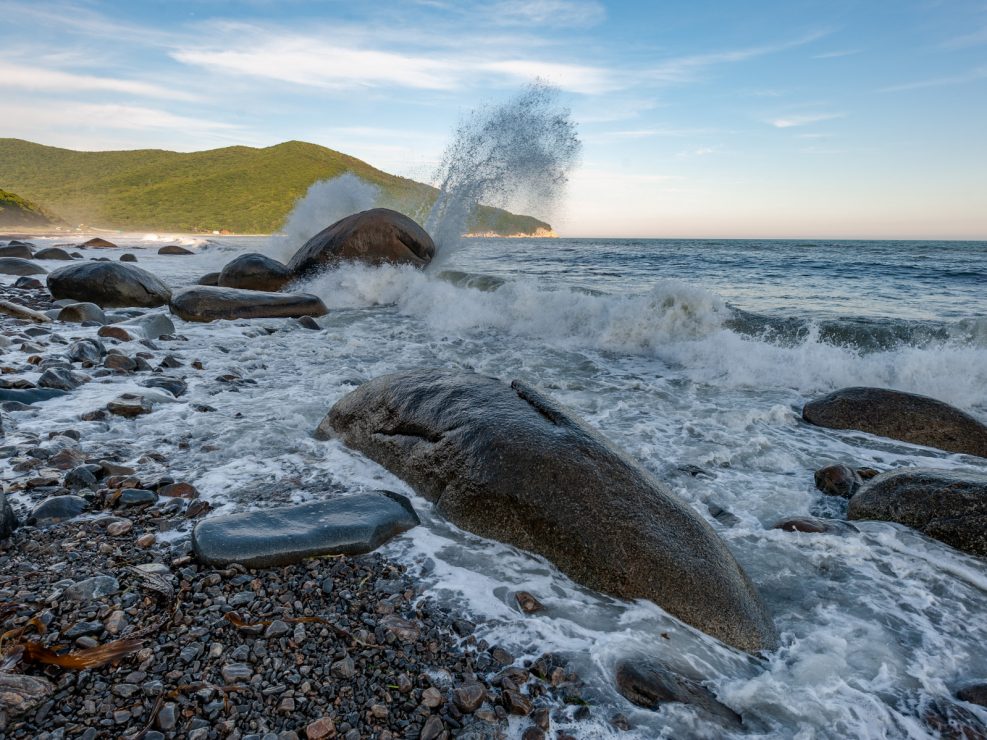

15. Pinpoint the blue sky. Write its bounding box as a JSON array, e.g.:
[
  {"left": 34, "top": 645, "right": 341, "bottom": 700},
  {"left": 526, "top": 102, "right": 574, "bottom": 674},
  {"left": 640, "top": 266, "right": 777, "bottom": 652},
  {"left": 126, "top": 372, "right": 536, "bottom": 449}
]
[{"left": 1, "top": 0, "right": 985, "bottom": 238}]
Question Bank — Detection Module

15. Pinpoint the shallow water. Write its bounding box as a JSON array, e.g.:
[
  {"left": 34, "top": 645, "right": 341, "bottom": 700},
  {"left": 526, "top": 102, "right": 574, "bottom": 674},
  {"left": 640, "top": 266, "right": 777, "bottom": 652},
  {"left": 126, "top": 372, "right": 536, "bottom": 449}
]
[{"left": 4, "top": 234, "right": 987, "bottom": 738}]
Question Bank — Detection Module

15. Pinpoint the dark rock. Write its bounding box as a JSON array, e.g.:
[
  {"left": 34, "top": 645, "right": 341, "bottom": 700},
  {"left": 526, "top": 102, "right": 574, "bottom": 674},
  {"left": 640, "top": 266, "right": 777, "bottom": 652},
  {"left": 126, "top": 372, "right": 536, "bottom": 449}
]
[
  {"left": 80, "top": 238, "right": 117, "bottom": 248},
  {"left": 322, "top": 369, "right": 777, "bottom": 653},
  {"left": 615, "top": 660, "right": 741, "bottom": 728},
  {"left": 1, "top": 491, "right": 19, "bottom": 538},
  {"left": 97, "top": 325, "right": 133, "bottom": 341},
  {"left": 513, "top": 591, "right": 544, "bottom": 614},
  {"left": 158, "top": 245, "right": 194, "bottom": 255},
  {"left": 120, "top": 253, "right": 138, "bottom": 262},
  {"left": 30, "top": 495, "right": 88, "bottom": 525},
  {"left": 287, "top": 208, "right": 436, "bottom": 276},
  {"left": 453, "top": 682, "right": 486, "bottom": 714},
  {"left": 103, "top": 354, "right": 137, "bottom": 372},
  {"left": 34, "top": 247, "right": 73, "bottom": 260},
  {"left": 64, "top": 574, "right": 119, "bottom": 601},
  {"left": 191, "top": 491, "right": 419, "bottom": 568},
  {"left": 0, "top": 673, "right": 54, "bottom": 719},
  {"left": 848, "top": 469, "right": 987, "bottom": 555},
  {"left": 57, "top": 302, "right": 108, "bottom": 324},
  {"left": 0, "top": 243, "right": 33, "bottom": 258},
  {"left": 47, "top": 262, "right": 172, "bottom": 308},
  {"left": 64, "top": 465, "right": 99, "bottom": 489},
  {"left": 169, "top": 286, "right": 328, "bottom": 323},
  {"left": 107, "top": 393, "right": 153, "bottom": 417},
  {"left": 803, "top": 387, "right": 987, "bottom": 458},
  {"left": 13, "top": 276, "right": 43, "bottom": 289},
  {"left": 197, "top": 272, "right": 220, "bottom": 286},
  {"left": 38, "top": 367, "right": 83, "bottom": 391},
  {"left": 0, "top": 388, "right": 67, "bottom": 405},
  {"left": 770, "top": 516, "right": 859, "bottom": 535},
  {"left": 814, "top": 464, "right": 864, "bottom": 498},
  {"left": 219, "top": 253, "right": 293, "bottom": 292},
  {"left": 957, "top": 682, "right": 987, "bottom": 708},
  {"left": 140, "top": 376, "right": 187, "bottom": 397},
  {"left": 0, "top": 257, "right": 46, "bottom": 275},
  {"left": 117, "top": 488, "right": 158, "bottom": 507}
]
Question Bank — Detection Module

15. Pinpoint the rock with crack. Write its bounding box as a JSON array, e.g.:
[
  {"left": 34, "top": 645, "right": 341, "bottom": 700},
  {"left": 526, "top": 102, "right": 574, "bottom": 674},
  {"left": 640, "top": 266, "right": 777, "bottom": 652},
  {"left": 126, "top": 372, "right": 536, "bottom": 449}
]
[
  {"left": 321, "top": 369, "right": 778, "bottom": 653},
  {"left": 191, "top": 491, "right": 419, "bottom": 568}
]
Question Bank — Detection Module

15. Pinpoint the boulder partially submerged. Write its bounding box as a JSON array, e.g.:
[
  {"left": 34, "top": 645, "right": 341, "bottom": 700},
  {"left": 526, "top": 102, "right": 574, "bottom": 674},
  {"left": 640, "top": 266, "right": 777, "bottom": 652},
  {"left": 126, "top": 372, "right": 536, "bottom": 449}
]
[
  {"left": 47, "top": 262, "right": 171, "bottom": 308},
  {"left": 803, "top": 387, "right": 987, "bottom": 458},
  {"left": 158, "top": 245, "right": 194, "bottom": 255},
  {"left": 322, "top": 369, "right": 778, "bottom": 653},
  {"left": 191, "top": 491, "right": 420, "bottom": 568},
  {"left": 169, "top": 286, "right": 328, "bottom": 323},
  {"left": 80, "top": 238, "right": 117, "bottom": 249},
  {"left": 287, "top": 208, "right": 436, "bottom": 276},
  {"left": 218, "top": 253, "right": 293, "bottom": 292},
  {"left": 0, "top": 257, "right": 46, "bottom": 276},
  {"left": 848, "top": 468, "right": 987, "bottom": 555},
  {"left": 0, "top": 243, "right": 33, "bottom": 258},
  {"left": 33, "top": 247, "right": 72, "bottom": 260}
]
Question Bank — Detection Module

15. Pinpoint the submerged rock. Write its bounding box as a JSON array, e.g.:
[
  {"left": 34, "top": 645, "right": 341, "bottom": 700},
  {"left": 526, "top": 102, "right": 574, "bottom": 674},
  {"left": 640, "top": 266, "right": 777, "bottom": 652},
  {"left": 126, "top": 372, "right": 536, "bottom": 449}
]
[
  {"left": 0, "top": 257, "right": 46, "bottom": 276},
  {"left": 614, "top": 660, "right": 742, "bottom": 728},
  {"left": 12, "top": 276, "right": 43, "bottom": 289},
  {"left": 848, "top": 469, "right": 987, "bottom": 555},
  {"left": 191, "top": 491, "right": 420, "bottom": 568},
  {"left": 118, "top": 312, "right": 175, "bottom": 340},
  {"left": 80, "top": 238, "right": 117, "bottom": 249},
  {"left": 106, "top": 393, "right": 153, "bottom": 417},
  {"left": 803, "top": 387, "right": 987, "bottom": 458},
  {"left": 770, "top": 516, "right": 859, "bottom": 535},
  {"left": 323, "top": 369, "right": 778, "bottom": 653},
  {"left": 0, "top": 243, "right": 33, "bottom": 258},
  {"left": 287, "top": 208, "right": 436, "bottom": 276},
  {"left": 169, "top": 286, "right": 328, "bottom": 323},
  {"left": 157, "top": 245, "right": 194, "bottom": 255},
  {"left": 119, "top": 253, "right": 138, "bottom": 262},
  {"left": 814, "top": 464, "right": 864, "bottom": 498},
  {"left": 0, "top": 388, "right": 67, "bottom": 405},
  {"left": 956, "top": 681, "right": 987, "bottom": 708},
  {"left": 47, "top": 262, "right": 172, "bottom": 308},
  {"left": 218, "top": 253, "right": 292, "bottom": 292}
]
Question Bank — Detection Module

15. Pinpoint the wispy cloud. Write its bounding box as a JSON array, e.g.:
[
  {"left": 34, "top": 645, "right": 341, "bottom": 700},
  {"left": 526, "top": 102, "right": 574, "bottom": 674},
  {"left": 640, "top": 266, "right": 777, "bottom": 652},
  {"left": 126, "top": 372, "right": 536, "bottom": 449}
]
[
  {"left": 0, "top": 60, "right": 198, "bottom": 101},
  {"left": 813, "top": 49, "right": 860, "bottom": 59},
  {"left": 490, "top": 0, "right": 605, "bottom": 27},
  {"left": 942, "top": 24, "right": 987, "bottom": 48},
  {"left": 769, "top": 112, "right": 844, "bottom": 128},
  {"left": 880, "top": 66, "right": 987, "bottom": 92}
]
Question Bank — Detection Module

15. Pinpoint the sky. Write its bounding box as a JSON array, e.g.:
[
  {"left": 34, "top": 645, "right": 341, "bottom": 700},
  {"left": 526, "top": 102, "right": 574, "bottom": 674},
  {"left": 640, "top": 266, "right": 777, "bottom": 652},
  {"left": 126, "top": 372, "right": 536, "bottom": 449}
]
[{"left": 1, "top": 0, "right": 985, "bottom": 239}]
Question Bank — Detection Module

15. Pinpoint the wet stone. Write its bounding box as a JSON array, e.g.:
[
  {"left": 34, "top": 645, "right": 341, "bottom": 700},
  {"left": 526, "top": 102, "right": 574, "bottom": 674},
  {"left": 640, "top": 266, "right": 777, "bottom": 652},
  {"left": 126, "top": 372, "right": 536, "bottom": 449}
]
[
  {"left": 30, "top": 494, "right": 88, "bottom": 525},
  {"left": 63, "top": 575, "right": 120, "bottom": 602}
]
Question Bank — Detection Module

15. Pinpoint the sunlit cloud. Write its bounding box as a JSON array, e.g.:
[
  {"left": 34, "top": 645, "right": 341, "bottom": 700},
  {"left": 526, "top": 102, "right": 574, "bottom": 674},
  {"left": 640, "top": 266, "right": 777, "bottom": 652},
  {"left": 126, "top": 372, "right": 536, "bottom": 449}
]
[
  {"left": 490, "top": 0, "right": 605, "bottom": 27},
  {"left": 0, "top": 60, "right": 198, "bottom": 101},
  {"left": 813, "top": 49, "right": 860, "bottom": 59},
  {"left": 769, "top": 112, "right": 844, "bottom": 128}
]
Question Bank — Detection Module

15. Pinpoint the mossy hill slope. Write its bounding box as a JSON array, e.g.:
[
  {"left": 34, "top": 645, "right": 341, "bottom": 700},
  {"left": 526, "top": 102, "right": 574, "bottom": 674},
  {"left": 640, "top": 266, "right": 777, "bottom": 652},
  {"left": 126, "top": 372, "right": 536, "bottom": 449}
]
[
  {"left": 0, "top": 138, "right": 551, "bottom": 235},
  {"left": 0, "top": 188, "right": 62, "bottom": 228}
]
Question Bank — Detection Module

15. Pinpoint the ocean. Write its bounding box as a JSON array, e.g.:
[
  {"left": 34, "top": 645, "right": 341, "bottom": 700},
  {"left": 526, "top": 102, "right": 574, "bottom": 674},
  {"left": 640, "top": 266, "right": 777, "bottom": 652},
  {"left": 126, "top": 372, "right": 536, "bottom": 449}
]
[{"left": 9, "top": 233, "right": 987, "bottom": 737}]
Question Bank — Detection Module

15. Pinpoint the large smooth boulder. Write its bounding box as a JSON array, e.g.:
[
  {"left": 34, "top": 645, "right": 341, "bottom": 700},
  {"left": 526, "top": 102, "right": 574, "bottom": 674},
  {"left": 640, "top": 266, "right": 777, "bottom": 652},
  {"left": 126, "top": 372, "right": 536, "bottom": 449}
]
[
  {"left": 219, "top": 253, "right": 292, "bottom": 291},
  {"left": 191, "top": 492, "right": 420, "bottom": 568},
  {"left": 80, "top": 237, "right": 117, "bottom": 248},
  {"left": 322, "top": 369, "right": 778, "bottom": 653},
  {"left": 33, "top": 247, "right": 72, "bottom": 260},
  {"left": 0, "top": 257, "right": 46, "bottom": 275},
  {"left": 158, "top": 245, "right": 194, "bottom": 255},
  {"left": 803, "top": 387, "right": 987, "bottom": 458},
  {"left": 0, "top": 243, "right": 33, "bottom": 258},
  {"left": 848, "top": 469, "right": 987, "bottom": 555},
  {"left": 169, "top": 286, "right": 328, "bottom": 323},
  {"left": 47, "top": 262, "right": 171, "bottom": 308},
  {"left": 287, "top": 208, "right": 436, "bottom": 276}
]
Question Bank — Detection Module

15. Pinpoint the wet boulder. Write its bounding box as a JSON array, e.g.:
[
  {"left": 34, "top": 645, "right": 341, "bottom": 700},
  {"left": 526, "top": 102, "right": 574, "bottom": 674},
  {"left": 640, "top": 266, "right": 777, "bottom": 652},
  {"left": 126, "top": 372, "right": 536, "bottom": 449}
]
[
  {"left": 770, "top": 516, "right": 858, "bottom": 535},
  {"left": 33, "top": 247, "right": 72, "bottom": 260},
  {"left": 848, "top": 469, "right": 987, "bottom": 556},
  {"left": 29, "top": 495, "right": 88, "bottom": 525},
  {"left": 158, "top": 245, "right": 194, "bottom": 255},
  {"left": 119, "top": 253, "right": 138, "bottom": 262},
  {"left": 814, "top": 464, "right": 864, "bottom": 498},
  {"left": 0, "top": 257, "right": 46, "bottom": 276},
  {"left": 169, "top": 286, "right": 328, "bottom": 323},
  {"left": 1, "top": 492, "right": 19, "bottom": 539},
  {"left": 0, "top": 243, "right": 33, "bottom": 258},
  {"left": 322, "top": 369, "right": 778, "bottom": 653},
  {"left": 80, "top": 238, "right": 117, "bottom": 248},
  {"left": 614, "top": 660, "right": 742, "bottom": 728},
  {"left": 197, "top": 272, "right": 220, "bottom": 286},
  {"left": 47, "top": 262, "right": 171, "bottom": 308},
  {"left": 287, "top": 208, "right": 436, "bottom": 276},
  {"left": 118, "top": 312, "right": 175, "bottom": 340},
  {"left": 803, "top": 387, "right": 987, "bottom": 458},
  {"left": 0, "top": 388, "right": 67, "bottom": 405},
  {"left": 13, "top": 276, "right": 43, "bottom": 289},
  {"left": 191, "top": 491, "right": 420, "bottom": 568},
  {"left": 56, "top": 302, "right": 108, "bottom": 325},
  {"left": 218, "top": 253, "right": 293, "bottom": 292}
]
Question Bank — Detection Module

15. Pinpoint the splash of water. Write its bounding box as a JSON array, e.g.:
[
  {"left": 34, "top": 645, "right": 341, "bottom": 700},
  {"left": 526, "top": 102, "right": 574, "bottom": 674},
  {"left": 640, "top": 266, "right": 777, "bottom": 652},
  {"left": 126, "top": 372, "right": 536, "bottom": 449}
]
[
  {"left": 425, "top": 81, "right": 581, "bottom": 259},
  {"left": 264, "top": 173, "right": 380, "bottom": 263}
]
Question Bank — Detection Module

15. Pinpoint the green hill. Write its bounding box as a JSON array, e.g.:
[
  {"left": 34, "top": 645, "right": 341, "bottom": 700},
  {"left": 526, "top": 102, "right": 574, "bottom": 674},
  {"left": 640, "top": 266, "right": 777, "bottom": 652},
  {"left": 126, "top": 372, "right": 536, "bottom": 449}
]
[
  {"left": 0, "top": 138, "right": 552, "bottom": 236},
  {"left": 0, "top": 188, "right": 62, "bottom": 228}
]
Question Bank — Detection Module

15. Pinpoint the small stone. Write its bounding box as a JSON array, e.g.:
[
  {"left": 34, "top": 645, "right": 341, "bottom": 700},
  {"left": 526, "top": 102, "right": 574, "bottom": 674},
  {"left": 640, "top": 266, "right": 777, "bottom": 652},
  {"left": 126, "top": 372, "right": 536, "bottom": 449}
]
[
  {"left": 221, "top": 663, "right": 252, "bottom": 682},
  {"left": 107, "top": 393, "right": 153, "bottom": 417},
  {"left": 380, "top": 614, "right": 420, "bottom": 642},
  {"left": 157, "top": 702, "right": 177, "bottom": 731},
  {"left": 103, "top": 354, "right": 137, "bottom": 372},
  {"left": 63, "top": 575, "right": 119, "bottom": 602},
  {"left": 104, "top": 610, "right": 128, "bottom": 635},
  {"left": 454, "top": 682, "right": 486, "bottom": 714},
  {"left": 159, "top": 481, "right": 198, "bottom": 498},
  {"left": 63, "top": 620, "right": 104, "bottom": 638},
  {"left": 814, "top": 464, "right": 864, "bottom": 498},
  {"left": 489, "top": 645, "right": 514, "bottom": 665},
  {"left": 264, "top": 620, "right": 290, "bottom": 638},
  {"left": 64, "top": 465, "right": 98, "bottom": 489},
  {"left": 502, "top": 689, "right": 533, "bottom": 716},
  {"left": 278, "top": 697, "right": 296, "bottom": 713},
  {"left": 117, "top": 488, "right": 158, "bottom": 507},
  {"left": 306, "top": 717, "right": 335, "bottom": 739},
  {"left": 136, "top": 533, "right": 156, "bottom": 548},
  {"left": 521, "top": 729, "right": 545, "bottom": 740},
  {"left": 514, "top": 590, "right": 544, "bottom": 613},
  {"left": 106, "top": 519, "right": 133, "bottom": 536},
  {"left": 331, "top": 656, "right": 355, "bottom": 679},
  {"left": 421, "top": 686, "right": 443, "bottom": 708},
  {"left": 370, "top": 703, "right": 388, "bottom": 719},
  {"left": 98, "top": 326, "right": 133, "bottom": 341}
]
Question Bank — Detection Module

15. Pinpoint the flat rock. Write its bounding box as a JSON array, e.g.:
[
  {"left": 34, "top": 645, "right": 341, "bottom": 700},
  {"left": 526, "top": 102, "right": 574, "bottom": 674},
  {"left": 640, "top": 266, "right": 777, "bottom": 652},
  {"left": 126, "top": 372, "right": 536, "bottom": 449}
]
[
  {"left": 169, "top": 286, "right": 328, "bottom": 323},
  {"left": 218, "top": 253, "right": 292, "bottom": 292},
  {"left": 323, "top": 369, "right": 778, "bottom": 653},
  {"left": 614, "top": 660, "right": 741, "bottom": 728},
  {"left": 57, "top": 302, "right": 108, "bottom": 324},
  {"left": 287, "top": 208, "right": 436, "bottom": 276},
  {"left": 0, "top": 257, "right": 46, "bottom": 275},
  {"left": 63, "top": 575, "right": 119, "bottom": 601},
  {"left": 0, "top": 673, "right": 54, "bottom": 718},
  {"left": 0, "top": 388, "right": 67, "bottom": 405},
  {"left": 47, "top": 262, "right": 172, "bottom": 308},
  {"left": 191, "top": 491, "right": 420, "bottom": 568},
  {"left": 803, "top": 387, "right": 987, "bottom": 458},
  {"left": 848, "top": 468, "right": 987, "bottom": 555},
  {"left": 770, "top": 516, "right": 858, "bottom": 535}
]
